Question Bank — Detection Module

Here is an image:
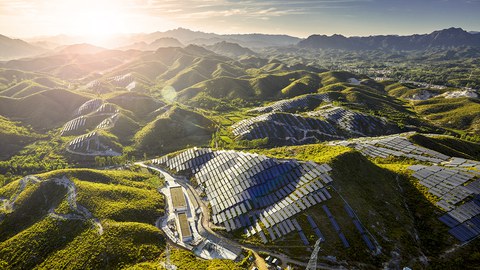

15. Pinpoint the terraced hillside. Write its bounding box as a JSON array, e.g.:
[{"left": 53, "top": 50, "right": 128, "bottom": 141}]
[{"left": 231, "top": 105, "right": 402, "bottom": 146}]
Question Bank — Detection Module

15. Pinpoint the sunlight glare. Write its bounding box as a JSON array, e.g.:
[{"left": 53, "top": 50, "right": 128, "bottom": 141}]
[{"left": 51, "top": 0, "right": 131, "bottom": 46}]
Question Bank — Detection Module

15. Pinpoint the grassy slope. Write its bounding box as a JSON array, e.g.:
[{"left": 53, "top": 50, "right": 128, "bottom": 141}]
[
  {"left": 408, "top": 133, "right": 480, "bottom": 160},
  {"left": 0, "top": 116, "right": 41, "bottom": 159},
  {"left": 0, "top": 169, "right": 165, "bottom": 269},
  {"left": 134, "top": 106, "right": 215, "bottom": 155},
  {"left": 412, "top": 97, "right": 480, "bottom": 133},
  {"left": 0, "top": 89, "right": 90, "bottom": 130}
]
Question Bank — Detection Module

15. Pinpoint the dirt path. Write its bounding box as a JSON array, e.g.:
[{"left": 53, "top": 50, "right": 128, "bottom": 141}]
[
  {"left": 251, "top": 250, "right": 268, "bottom": 270},
  {"left": 51, "top": 176, "right": 104, "bottom": 235}
]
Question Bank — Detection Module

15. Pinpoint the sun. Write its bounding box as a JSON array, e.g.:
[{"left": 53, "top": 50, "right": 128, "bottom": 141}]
[
  {"left": 48, "top": 0, "right": 130, "bottom": 46},
  {"left": 75, "top": 10, "right": 126, "bottom": 45}
]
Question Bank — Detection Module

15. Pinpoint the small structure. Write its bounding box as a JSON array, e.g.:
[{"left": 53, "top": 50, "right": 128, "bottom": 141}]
[
  {"left": 176, "top": 212, "right": 192, "bottom": 242},
  {"left": 170, "top": 186, "right": 187, "bottom": 212}
]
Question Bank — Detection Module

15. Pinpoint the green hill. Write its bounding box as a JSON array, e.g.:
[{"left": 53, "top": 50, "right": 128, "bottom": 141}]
[
  {"left": 408, "top": 133, "right": 480, "bottom": 160},
  {"left": 0, "top": 89, "right": 90, "bottom": 130},
  {"left": 0, "top": 116, "right": 41, "bottom": 159},
  {"left": 412, "top": 97, "right": 480, "bottom": 132},
  {"left": 0, "top": 169, "right": 165, "bottom": 269},
  {"left": 134, "top": 106, "right": 215, "bottom": 155},
  {"left": 106, "top": 92, "right": 165, "bottom": 121}
]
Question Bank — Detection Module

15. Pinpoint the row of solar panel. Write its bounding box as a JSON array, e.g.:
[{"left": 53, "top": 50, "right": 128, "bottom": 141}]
[{"left": 345, "top": 204, "right": 375, "bottom": 251}]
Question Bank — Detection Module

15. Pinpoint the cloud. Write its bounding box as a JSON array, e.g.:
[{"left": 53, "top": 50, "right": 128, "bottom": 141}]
[{"left": 136, "top": 0, "right": 368, "bottom": 20}]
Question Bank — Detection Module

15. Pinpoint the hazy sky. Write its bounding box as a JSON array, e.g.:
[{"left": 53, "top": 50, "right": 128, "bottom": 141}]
[{"left": 1, "top": 0, "right": 479, "bottom": 38}]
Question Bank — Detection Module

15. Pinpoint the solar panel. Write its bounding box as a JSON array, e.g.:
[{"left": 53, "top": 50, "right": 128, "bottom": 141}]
[
  {"left": 322, "top": 205, "right": 333, "bottom": 218},
  {"left": 313, "top": 228, "right": 324, "bottom": 239},
  {"left": 344, "top": 204, "right": 356, "bottom": 218},
  {"left": 362, "top": 234, "right": 375, "bottom": 251},
  {"left": 353, "top": 219, "right": 365, "bottom": 234},
  {"left": 439, "top": 213, "right": 461, "bottom": 228},
  {"left": 268, "top": 228, "right": 276, "bottom": 241},
  {"left": 259, "top": 231, "right": 268, "bottom": 243},
  {"left": 297, "top": 232, "right": 310, "bottom": 246},
  {"left": 338, "top": 232, "right": 350, "bottom": 248}
]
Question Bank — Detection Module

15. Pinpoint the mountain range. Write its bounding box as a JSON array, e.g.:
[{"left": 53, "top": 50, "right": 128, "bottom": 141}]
[
  {"left": 299, "top": 27, "right": 480, "bottom": 50},
  {"left": 2, "top": 27, "right": 480, "bottom": 61}
]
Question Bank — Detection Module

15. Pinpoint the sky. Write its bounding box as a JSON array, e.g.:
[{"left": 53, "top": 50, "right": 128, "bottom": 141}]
[{"left": 1, "top": 0, "right": 479, "bottom": 39}]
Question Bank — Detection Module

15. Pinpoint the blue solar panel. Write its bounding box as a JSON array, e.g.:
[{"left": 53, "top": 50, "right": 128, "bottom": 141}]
[
  {"left": 322, "top": 205, "right": 333, "bottom": 218},
  {"left": 439, "top": 214, "right": 460, "bottom": 228},
  {"left": 344, "top": 205, "right": 355, "bottom": 218},
  {"left": 239, "top": 215, "right": 246, "bottom": 227},
  {"left": 307, "top": 215, "right": 318, "bottom": 229},
  {"left": 353, "top": 219, "right": 365, "bottom": 234},
  {"left": 338, "top": 232, "right": 350, "bottom": 248},
  {"left": 471, "top": 215, "right": 480, "bottom": 228},
  {"left": 449, "top": 225, "right": 476, "bottom": 242},
  {"left": 361, "top": 234, "right": 375, "bottom": 251},
  {"left": 245, "top": 216, "right": 252, "bottom": 226},
  {"left": 313, "top": 228, "right": 324, "bottom": 239},
  {"left": 329, "top": 217, "right": 341, "bottom": 232},
  {"left": 473, "top": 195, "right": 480, "bottom": 207},
  {"left": 464, "top": 221, "right": 480, "bottom": 234}
]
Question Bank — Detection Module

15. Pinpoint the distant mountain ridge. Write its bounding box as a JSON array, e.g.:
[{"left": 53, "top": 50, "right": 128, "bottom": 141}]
[
  {"left": 298, "top": 28, "right": 480, "bottom": 50},
  {"left": 131, "top": 28, "right": 301, "bottom": 48},
  {"left": 0, "top": 34, "right": 45, "bottom": 60}
]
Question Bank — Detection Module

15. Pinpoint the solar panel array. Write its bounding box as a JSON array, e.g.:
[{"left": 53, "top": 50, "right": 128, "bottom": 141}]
[
  {"left": 96, "top": 113, "right": 120, "bottom": 130},
  {"left": 323, "top": 205, "right": 350, "bottom": 248},
  {"left": 331, "top": 133, "right": 480, "bottom": 243},
  {"left": 344, "top": 204, "right": 375, "bottom": 250},
  {"left": 307, "top": 106, "right": 398, "bottom": 137},
  {"left": 292, "top": 218, "right": 310, "bottom": 245},
  {"left": 331, "top": 133, "right": 450, "bottom": 163},
  {"left": 152, "top": 148, "right": 336, "bottom": 243},
  {"left": 68, "top": 131, "right": 98, "bottom": 151},
  {"left": 443, "top": 157, "right": 480, "bottom": 170},
  {"left": 94, "top": 103, "right": 119, "bottom": 115},
  {"left": 439, "top": 197, "right": 480, "bottom": 242},
  {"left": 66, "top": 99, "right": 122, "bottom": 154},
  {"left": 306, "top": 215, "right": 325, "bottom": 241},
  {"left": 250, "top": 94, "right": 331, "bottom": 113},
  {"left": 74, "top": 99, "right": 102, "bottom": 117},
  {"left": 231, "top": 112, "right": 343, "bottom": 144},
  {"left": 409, "top": 165, "right": 479, "bottom": 211},
  {"left": 110, "top": 73, "right": 134, "bottom": 87},
  {"left": 233, "top": 106, "right": 400, "bottom": 145},
  {"left": 398, "top": 139, "right": 480, "bottom": 243},
  {"left": 61, "top": 116, "right": 86, "bottom": 135}
]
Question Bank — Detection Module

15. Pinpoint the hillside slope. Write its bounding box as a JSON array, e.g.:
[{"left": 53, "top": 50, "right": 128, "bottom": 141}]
[{"left": 0, "top": 169, "right": 165, "bottom": 269}]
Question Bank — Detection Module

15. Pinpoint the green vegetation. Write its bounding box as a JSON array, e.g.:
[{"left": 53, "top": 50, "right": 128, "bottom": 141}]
[
  {"left": 134, "top": 106, "right": 215, "bottom": 155},
  {"left": 0, "top": 116, "right": 42, "bottom": 159},
  {"left": 408, "top": 133, "right": 480, "bottom": 160},
  {"left": 0, "top": 135, "right": 70, "bottom": 176},
  {"left": 0, "top": 169, "right": 166, "bottom": 269},
  {"left": 412, "top": 97, "right": 480, "bottom": 132},
  {"left": 252, "top": 144, "right": 352, "bottom": 164}
]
